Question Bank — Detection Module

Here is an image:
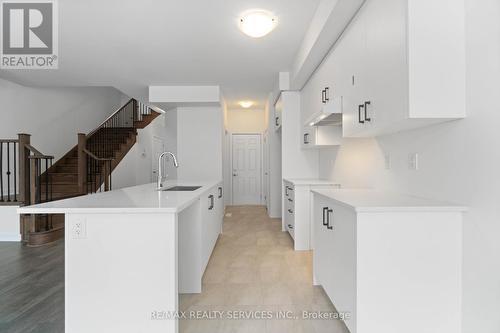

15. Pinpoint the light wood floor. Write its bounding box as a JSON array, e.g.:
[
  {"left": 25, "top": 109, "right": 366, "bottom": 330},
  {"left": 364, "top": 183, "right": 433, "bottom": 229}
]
[
  {"left": 180, "top": 206, "right": 348, "bottom": 333},
  {"left": 0, "top": 206, "right": 348, "bottom": 333}
]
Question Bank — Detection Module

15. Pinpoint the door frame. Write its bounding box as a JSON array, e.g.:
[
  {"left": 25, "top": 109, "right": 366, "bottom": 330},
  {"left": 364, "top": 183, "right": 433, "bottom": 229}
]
[{"left": 229, "top": 132, "right": 263, "bottom": 206}]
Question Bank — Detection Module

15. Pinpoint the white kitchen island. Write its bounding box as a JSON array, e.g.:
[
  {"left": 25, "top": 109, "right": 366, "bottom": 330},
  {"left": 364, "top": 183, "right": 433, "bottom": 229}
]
[{"left": 18, "top": 180, "right": 224, "bottom": 333}]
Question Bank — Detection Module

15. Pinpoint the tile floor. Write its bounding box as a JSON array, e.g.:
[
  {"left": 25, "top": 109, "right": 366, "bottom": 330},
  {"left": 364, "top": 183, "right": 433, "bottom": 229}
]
[{"left": 179, "top": 205, "right": 350, "bottom": 333}]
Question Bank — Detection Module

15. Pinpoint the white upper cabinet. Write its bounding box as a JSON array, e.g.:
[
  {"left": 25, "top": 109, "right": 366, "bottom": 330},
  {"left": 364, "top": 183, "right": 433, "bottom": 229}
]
[
  {"left": 274, "top": 94, "right": 283, "bottom": 131},
  {"left": 302, "top": 0, "right": 466, "bottom": 138}
]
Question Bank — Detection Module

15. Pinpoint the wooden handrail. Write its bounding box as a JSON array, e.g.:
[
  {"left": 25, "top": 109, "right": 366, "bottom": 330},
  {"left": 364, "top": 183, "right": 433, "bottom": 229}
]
[
  {"left": 86, "top": 98, "right": 135, "bottom": 138},
  {"left": 83, "top": 149, "right": 114, "bottom": 161},
  {"left": 25, "top": 144, "right": 54, "bottom": 159}
]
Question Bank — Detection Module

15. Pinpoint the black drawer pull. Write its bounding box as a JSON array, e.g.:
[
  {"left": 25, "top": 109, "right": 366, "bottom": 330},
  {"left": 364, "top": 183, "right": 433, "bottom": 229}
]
[
  {"left": 288, "top": 209, "right": 293, "bottom": 214},
  {"left": 358, "top": 104, "right": 365, "bottom": 124},
  {"left": 322, "top": 207, "right": 329, "bottom": 226},
  {"left": 364, "top": 101, "right": 371, "bottom": 122},
  {"left": 208, "top": 195, "right": 214, "bottom": 210},
  {"left": 288, "top": 224, "right": 294, "bottom": 230},
  {"left": 327, "top": 209, "right": 333, "bottom": 230},
  {"left": 218, "top": 187, "right": 223, "bottom": 198}
]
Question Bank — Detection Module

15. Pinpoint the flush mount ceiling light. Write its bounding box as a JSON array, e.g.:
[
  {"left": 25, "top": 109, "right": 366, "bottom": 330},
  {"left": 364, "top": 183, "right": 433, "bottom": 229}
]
[
  {"left": 239, "top": 101, "right": 254, "bottom": 108},
  {"left": 239, "top": 10, "right": 277, "bottom": 38}
]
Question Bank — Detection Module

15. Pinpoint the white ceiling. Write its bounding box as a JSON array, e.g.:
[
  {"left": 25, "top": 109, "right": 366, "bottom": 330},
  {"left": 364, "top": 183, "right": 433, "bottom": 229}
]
[{"left": 0, "top": 0, "right": 320, "bottom": 110}]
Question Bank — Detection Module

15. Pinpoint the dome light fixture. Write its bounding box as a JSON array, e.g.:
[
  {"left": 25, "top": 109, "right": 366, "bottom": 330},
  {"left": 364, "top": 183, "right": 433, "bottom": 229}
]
[
  {"left": 239, "top": 10, "right": 277, "bottom": 38},
  {"left": 239, "top": 101, "right": 254, "bottom": 109}
]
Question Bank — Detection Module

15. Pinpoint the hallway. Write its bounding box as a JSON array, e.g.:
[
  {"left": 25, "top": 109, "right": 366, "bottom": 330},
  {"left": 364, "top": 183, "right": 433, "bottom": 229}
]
[{"left": 179, "top": 206, "right": 349, "bottom": 333}]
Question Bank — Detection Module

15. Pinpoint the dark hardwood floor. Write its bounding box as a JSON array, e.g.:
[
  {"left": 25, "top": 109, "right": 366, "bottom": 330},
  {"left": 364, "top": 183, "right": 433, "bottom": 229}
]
[{"left": 0, "top": 240, "right": 64, "bottom": 333}]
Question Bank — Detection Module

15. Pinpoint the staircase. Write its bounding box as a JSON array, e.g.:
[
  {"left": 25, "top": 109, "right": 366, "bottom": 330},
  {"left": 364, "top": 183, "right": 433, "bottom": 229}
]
[{"left": 0, "top": 99, "right": 161, "bottom": 246}]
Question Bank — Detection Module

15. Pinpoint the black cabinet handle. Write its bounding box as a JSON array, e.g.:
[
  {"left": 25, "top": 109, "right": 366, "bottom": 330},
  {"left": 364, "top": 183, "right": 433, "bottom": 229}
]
[
  {"left": 304, "top": 133, "right": 309, "bottom": 144},
  {"left": 288, "top": 224, "right": 294, "bottom": 230},
  {"left": 288, "top": 209, "right": 293, "bottom": 214},
  {"left": 218, "top": 187, "right": 223, "bottom": 198},
  {"left": 208, "top": 195, "right": 214, "bottom": 210},
  {"left": 288, "top": 198, "right": 293, "bottom": 202},
  {"left": 358, "top": 104, "right": 365, "bottom": 124},
  {"left": 364, "top": 101, "right": 371, "bottom": 122},
  {"left": 327, "top": 209, "right": 333, "bottom": 230},
  {"left": 325, "top": 87, "right": 330, "bottom": 102},
  {"left": 321, "top": 89, "right": 326, "bottom": 104},
  {"left": 322, "top": 207, "right": 329, "bottom": 226},
  {"left": 285, "top": 186, "right": 289, "bottom": 197},
  {"left": 275, "top": 117, "right": 279, "bottom": 126}
]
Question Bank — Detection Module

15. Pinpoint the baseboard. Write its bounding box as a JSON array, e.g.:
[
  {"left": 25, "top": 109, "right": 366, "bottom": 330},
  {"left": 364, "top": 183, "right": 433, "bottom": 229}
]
[{"left": 0, "top": 233, "right": 21, "bottom": 242}]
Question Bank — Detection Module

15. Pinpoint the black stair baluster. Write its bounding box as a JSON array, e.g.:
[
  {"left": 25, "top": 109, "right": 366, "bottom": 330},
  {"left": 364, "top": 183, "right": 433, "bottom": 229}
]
[
  {"left": 13, "top": 142, "right": 17, "bottom": 202},
  {"left": 45, "top": 159, "right": 48, "bottom": 203},
  {"left": 7, "top": 143, "right": 10, "bottom": 202},
  {"left": 1, "top": 142, "right": 3, "bottom": 202}
]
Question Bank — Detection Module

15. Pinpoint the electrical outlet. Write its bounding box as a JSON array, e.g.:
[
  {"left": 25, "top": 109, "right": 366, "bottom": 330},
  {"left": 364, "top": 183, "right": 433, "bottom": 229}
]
[
  {"left": 71, "top": 218, "right": 87, "bottom": 239},
  {"left": 384, "top": 153, "right": 391, "bottom": 170},
  {"left": 408, "top": 153, "right": 419, "bottom": 170}
]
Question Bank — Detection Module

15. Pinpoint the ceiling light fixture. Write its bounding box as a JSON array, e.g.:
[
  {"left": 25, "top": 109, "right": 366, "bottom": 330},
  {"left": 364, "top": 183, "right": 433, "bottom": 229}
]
[
  {"left": 239, "top": 101, "right": 254, "bottom": 109},
  {"left": 239, "top": 10, "right": 277, "bottom": 38}
]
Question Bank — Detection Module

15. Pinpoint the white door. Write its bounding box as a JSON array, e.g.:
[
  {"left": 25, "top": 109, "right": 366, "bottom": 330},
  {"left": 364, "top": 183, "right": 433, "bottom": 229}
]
[
  {"left": 232, "top": 134, "right": 262, "bottom": 205},
  {"left": 152, "top": 137, "right": 165, "bottom": 182}
]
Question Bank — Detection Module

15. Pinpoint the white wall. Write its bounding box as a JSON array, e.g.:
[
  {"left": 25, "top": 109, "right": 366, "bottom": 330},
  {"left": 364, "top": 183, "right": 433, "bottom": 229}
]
[
  {"left": 316, "top": 1, "right": 500, "bottom": 332},
  {"left": 112, "top": 110, "right": 178, "bottom": 189},
  {"left": 226, "top": 109, "right": 267, "bottom": 133},
  {"left": 0, "top": 78, "right": 125, "bottom": 161},
  {"left": 0, "top": 206, "right": 21, "bottom": 241},
  {"left": 176, "top": 107, "right": 223, "bottom": 181}
]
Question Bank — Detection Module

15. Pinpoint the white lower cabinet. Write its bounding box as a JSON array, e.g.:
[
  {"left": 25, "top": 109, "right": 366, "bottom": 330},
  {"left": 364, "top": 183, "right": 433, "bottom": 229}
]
[
  {"left": 313, "top": 190, "right": 464, "bottom": 333},
  {"left": 283, "top": 180, "right": 338, "bottom": 251},
  {"left": 201, "top": 182, "right": 224, "bottom": 273}
]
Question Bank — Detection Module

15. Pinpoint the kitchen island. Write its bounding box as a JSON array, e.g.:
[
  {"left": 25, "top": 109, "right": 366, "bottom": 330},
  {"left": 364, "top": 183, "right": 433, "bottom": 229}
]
[{"left": 18, "top": 180, "right": 224, "bottom": 333}]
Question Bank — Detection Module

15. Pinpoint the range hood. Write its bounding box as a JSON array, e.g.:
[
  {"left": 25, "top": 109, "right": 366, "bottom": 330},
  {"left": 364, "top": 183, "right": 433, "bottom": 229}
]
[{"left": 305, "top": 96, "right": 342, "bottom": 127}]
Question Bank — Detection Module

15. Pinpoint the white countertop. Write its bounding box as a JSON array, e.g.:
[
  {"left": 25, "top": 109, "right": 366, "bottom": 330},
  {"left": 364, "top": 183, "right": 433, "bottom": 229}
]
[
  {"left": 312, "top": 189, "right": 467, "bottom": 212},
  {"left": 283, "top": 178, "right": 339, "bottom": 186},
  {"left": 18, "top": 180, "right": 222, "bottom": 214}
]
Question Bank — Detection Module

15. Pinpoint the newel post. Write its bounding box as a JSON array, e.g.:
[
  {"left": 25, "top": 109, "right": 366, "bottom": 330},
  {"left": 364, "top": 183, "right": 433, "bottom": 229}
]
[
  {"left": 77, "top": 133, "right": 87, "bottom": 194},
  {"left": 17, "top": 133, "right": 31, "bottom": 205}
]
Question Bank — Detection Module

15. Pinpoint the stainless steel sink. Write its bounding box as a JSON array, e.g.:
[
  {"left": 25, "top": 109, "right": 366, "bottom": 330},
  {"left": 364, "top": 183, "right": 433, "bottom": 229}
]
[{"left": 161, "top": 186, "right": 202, "bottom": 192}]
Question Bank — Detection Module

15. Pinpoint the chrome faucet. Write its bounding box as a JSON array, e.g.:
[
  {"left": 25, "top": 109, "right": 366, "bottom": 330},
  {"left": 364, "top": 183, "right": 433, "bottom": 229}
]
[{"left": 157, "top": 152, "right": 179, "bottom": 189}]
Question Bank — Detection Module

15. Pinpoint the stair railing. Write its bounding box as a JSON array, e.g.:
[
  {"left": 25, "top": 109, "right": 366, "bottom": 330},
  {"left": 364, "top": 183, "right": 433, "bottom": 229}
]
[
  {"left": 0, "top": 138, "right": 19, "bottom": 204},
  {"left": 78, "top": 98, "right": 154, "bottom": 194},
  {"left": 20, "top": 139, "right": 54, "bottom": 241},
  {"left": 25, "top": 144, "right": 54, "bottom": 205}
]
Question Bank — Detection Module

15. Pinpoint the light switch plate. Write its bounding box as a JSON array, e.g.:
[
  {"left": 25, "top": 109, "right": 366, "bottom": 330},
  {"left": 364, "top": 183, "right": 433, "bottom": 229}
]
[
  {"left": 408, "top": 153, "right": 419, "bottom": 170},
  {"left": 71, "top": 218, "right": 87, "bottom": 239}
]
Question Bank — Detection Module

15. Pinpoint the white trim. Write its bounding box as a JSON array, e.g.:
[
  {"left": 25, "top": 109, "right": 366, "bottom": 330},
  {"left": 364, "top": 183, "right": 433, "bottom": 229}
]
[{"left": 0, "top": 233, "right": 21, "bottom": 242}]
